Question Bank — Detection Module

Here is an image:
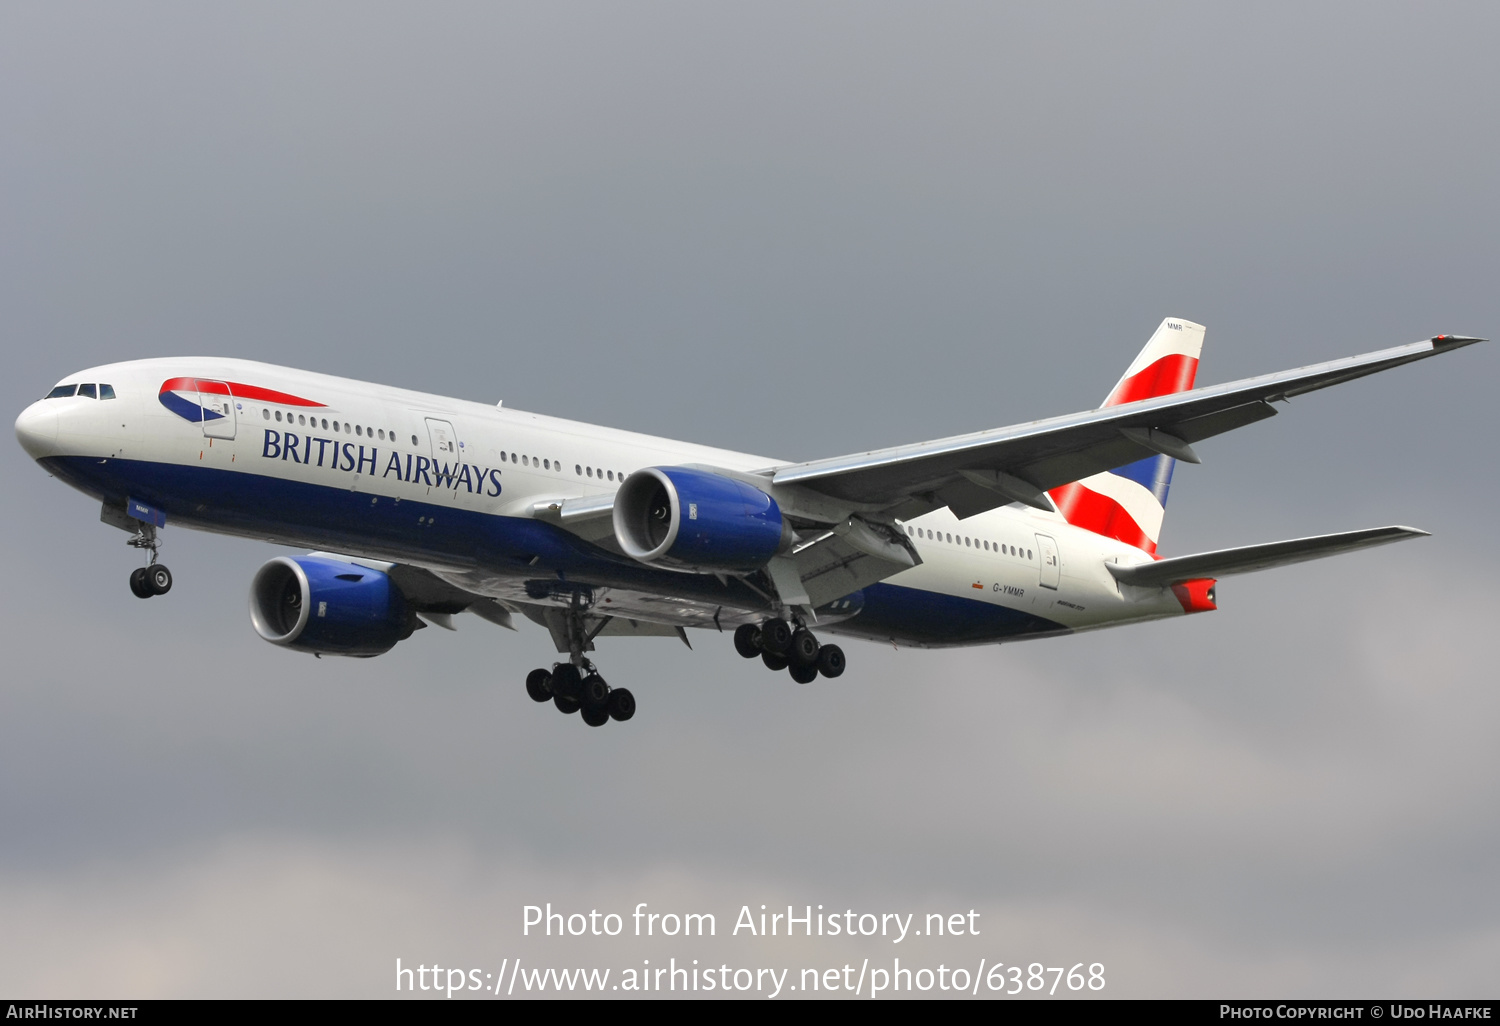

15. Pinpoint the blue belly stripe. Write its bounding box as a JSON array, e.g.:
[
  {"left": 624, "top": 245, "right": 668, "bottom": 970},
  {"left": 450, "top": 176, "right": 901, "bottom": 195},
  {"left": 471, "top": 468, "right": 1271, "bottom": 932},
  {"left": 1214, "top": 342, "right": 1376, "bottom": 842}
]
[{"left": 45, "top": 455, "right": 1067, "bottom": 646}]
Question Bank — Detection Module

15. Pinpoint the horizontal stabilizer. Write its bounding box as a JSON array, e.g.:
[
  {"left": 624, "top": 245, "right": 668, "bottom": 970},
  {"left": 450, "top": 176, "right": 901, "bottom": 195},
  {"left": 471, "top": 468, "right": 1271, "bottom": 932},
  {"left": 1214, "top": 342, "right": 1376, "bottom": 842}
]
[{"left": 1106, "top": 526, "right": 1429, "bottom": 587}]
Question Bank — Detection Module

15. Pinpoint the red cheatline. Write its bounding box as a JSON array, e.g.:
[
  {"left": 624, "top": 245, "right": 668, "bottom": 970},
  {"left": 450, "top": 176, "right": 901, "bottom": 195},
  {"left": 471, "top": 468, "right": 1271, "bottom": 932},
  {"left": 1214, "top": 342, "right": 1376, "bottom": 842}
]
[{"left": 159, "top": 377, "right": 326, "bottom": 408}]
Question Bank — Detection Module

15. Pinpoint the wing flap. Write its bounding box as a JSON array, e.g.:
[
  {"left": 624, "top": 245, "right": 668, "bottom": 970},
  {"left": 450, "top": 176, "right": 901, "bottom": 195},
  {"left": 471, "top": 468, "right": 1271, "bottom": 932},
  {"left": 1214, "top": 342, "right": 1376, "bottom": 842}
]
[
  {"left": 792, "top": 529, "right": 919, "bottom": 609},
  {"left": 1170, "top": 400, "right": 1279, "bottom": 443},
  {"left": 1106, "top": 526, "right": 1429, "bottom": 587}
]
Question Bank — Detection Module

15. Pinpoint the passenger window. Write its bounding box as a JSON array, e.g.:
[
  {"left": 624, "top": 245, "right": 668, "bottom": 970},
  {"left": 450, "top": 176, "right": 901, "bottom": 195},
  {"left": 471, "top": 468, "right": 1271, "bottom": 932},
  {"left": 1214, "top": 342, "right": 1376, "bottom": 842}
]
[
  {"left": 99, "top": 384, "right": 116, "bottom": 400},
  {"left": 263, "top": 409, "right": 270, "bottom": 420},
  {"left": 78, "top": 383, "right": 97, "bottom": 399},
  {"left": 46, "top": 384, "right": 77, "bottom": 398},
  {"left": 608, "top": 471, "right": 615, "bottom": 481},
  {"left": 411, "top": 435, "right": 418, "bottom": 445},
  {"left": 276, "top": 410, "right": 283, "bottom": 422},
  {"left": 1027, "top": 549, "right": 1033, "bottom": 560},
  {"left": 299, "top": 415, "right": 306, "bottom": 426}
]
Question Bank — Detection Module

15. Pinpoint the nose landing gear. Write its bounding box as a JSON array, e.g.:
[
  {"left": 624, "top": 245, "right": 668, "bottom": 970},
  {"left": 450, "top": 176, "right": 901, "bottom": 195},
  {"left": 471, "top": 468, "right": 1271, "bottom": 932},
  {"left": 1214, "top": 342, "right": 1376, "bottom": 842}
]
[
  {"left": 126, "top": 522, "right": 172, "bottom": 599},
  {"left": 734, "top": 619, "right": 845, "bottom": 683}
]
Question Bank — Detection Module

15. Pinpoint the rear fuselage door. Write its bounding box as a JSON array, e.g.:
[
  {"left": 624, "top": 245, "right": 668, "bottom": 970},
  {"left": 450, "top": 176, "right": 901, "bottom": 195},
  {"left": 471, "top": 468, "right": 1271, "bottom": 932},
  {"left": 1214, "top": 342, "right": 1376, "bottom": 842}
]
[
  {"left": 196, "top": 380, "right": 236, "bottom": 440},
  {"left": 425, "top": 418, "right": 461, "bottom": 492},
  {"left": 1035, "top": 533, "right": 1061, "bottom": 590}
]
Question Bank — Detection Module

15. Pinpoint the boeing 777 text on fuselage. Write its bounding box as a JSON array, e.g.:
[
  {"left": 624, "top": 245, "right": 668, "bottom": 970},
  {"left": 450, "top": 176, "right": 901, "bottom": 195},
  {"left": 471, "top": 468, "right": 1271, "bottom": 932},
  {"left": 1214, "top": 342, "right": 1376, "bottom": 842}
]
[{"left": 15, "top": 321, "right": 1482, "bottom": 727}]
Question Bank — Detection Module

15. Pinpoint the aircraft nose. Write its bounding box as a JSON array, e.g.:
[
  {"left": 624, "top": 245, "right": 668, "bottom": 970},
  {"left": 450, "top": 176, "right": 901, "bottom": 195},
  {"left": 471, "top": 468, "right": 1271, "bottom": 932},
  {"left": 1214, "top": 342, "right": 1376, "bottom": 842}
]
[{"left": 15, "top": 401, "right": 59, "bottom": 460}]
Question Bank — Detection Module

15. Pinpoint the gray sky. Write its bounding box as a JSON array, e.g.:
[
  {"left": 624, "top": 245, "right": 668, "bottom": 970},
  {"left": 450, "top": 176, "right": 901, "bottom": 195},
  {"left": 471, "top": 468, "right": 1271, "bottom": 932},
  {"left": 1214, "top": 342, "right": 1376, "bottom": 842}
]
[{"left": 2, "top": 2, "right": 1497, "bottom": 998}]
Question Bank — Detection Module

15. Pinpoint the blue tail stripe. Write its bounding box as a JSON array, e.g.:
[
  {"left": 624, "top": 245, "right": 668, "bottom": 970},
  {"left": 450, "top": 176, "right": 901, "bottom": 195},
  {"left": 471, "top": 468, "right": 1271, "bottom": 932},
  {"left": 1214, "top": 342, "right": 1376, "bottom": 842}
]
[{"left": 1109, "top": 454, "right": 1176, "bottom": 506}]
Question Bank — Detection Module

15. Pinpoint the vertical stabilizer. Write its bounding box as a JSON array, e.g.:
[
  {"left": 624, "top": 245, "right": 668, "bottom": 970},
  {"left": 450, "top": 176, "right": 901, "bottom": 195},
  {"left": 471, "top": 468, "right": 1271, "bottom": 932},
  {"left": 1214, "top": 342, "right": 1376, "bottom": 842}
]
[{"left": 1048, "top": 318, "right": 1205, "bottom": 554}]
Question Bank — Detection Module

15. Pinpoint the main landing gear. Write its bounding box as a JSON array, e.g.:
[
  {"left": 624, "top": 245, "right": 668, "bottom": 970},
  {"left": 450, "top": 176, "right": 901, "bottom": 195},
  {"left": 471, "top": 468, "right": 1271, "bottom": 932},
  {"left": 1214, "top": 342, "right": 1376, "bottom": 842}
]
[
  {"left": 524, "top": 590, "right": 635, "bottom": 728},
  {"left": 526, "top": 664, "right": 635, "bottom": 728},
  {"left": 734, "top": 619, "right": 845, "bottom": 683},
  {"left": 126, "top": 522, "right": 172, "bottom": 600}
]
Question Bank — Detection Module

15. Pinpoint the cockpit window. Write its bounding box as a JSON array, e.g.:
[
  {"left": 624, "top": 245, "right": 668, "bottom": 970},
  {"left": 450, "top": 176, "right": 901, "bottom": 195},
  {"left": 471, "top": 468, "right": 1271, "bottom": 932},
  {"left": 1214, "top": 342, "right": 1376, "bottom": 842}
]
[
  {"left": 78, "top": 383, "right": 97, "bottom": 399},
  {"left": 99, "top": 384, "right": 116, "bottom": 400},
  {"left": 46, "top": 384, "right": 77, "bottom": 399}
]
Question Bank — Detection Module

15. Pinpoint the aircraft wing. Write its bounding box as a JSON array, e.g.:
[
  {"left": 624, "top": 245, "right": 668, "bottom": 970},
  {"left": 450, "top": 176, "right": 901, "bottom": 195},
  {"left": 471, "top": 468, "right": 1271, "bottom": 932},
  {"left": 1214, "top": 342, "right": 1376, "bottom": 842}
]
[
  {"left": 769, "top": 335, "right": 1483, "bottom": 520},
  {"left": 310, "top": 552, "right": 709, "bottom": 645},
  {"left": 1105, "top": 525, "right": 1428, "bottom": 587},
  {"left": 311, "top": 553, "right": 521, "bottom": 630}
]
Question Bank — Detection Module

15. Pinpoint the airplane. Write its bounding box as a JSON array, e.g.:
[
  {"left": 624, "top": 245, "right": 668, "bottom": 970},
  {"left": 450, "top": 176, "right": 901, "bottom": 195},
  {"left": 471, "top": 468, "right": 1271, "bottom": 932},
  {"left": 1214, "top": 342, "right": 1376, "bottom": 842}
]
[{"left": 13, "top": 320, "right": 1483, "bottom": 728}]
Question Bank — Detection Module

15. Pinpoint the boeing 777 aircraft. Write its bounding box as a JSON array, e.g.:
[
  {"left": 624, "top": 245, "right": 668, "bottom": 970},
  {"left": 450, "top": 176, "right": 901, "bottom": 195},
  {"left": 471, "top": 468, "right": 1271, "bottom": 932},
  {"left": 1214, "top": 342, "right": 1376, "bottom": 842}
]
[{"left": 14, "top": 321, "right": 1482, "bottom": 728}]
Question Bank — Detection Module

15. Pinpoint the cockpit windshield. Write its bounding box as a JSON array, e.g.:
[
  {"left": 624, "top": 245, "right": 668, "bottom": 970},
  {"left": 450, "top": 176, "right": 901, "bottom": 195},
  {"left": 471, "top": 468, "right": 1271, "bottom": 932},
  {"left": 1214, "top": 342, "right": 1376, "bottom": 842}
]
[{"left": 44, "top": 383, "right": 114, "bottom": 399}]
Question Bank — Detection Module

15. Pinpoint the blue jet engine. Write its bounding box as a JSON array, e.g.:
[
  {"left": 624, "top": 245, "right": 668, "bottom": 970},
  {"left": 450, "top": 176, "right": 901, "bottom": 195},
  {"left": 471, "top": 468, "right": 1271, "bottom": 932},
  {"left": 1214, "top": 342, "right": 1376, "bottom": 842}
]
[
  {"left": 250, "top": 555, "right": 417, "bottom": 657},
  {"left": 613, "top": 466, "right": 791, "bottom": 571}
]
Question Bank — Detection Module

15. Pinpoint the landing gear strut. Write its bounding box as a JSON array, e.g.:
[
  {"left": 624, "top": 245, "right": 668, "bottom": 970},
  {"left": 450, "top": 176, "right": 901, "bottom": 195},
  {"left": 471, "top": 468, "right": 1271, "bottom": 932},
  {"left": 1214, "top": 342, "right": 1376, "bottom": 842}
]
[
  {"left": 126, "top": 522, "right": 172, "bottom": 599},
  {"left": 523, "top": 591, "right": 635, "bottom": 727},
  {"left": 734, "top": 619, "right": 845, "bottom": 683}
]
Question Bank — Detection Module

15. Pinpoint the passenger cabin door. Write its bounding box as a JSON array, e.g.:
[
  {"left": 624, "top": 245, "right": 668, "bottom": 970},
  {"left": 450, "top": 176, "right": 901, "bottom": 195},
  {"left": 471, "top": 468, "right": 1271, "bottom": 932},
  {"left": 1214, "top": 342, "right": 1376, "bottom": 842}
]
[
  {"left": 424, "top": 418, "right": 461, "bottom": 492},
  {"left": 196, "top": 380, "right": 236, "bottom": 440},
  {"left": 1035, "top": 533, "right": 1061, "bottom": 590}
]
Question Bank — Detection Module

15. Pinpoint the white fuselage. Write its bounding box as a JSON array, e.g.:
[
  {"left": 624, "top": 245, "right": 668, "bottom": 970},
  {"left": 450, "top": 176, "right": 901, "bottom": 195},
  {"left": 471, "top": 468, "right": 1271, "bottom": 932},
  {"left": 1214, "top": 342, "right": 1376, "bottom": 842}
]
[{"left": 15, "top": 357, "right": 1192, "bottom": 650}]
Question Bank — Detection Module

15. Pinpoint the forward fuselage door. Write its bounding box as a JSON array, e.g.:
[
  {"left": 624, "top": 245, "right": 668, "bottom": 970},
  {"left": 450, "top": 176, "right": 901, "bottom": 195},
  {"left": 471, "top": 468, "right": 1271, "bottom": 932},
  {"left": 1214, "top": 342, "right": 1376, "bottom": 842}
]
[
  {"left": 196, "top": 380, "right": 236, "bottom": 440},
  {"left": 424, "top": 418, "right": 462, "bottom": 493},
  {"left": 1035, "top": 533, "right": 1061, "bottom": 590}
]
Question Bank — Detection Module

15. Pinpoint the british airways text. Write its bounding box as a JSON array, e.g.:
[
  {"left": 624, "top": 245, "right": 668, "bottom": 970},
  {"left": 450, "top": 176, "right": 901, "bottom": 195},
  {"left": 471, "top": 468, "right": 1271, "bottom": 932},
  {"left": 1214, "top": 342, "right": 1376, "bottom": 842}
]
[{"left": 261, "top": 429, "right": 502, "bottom": 495}]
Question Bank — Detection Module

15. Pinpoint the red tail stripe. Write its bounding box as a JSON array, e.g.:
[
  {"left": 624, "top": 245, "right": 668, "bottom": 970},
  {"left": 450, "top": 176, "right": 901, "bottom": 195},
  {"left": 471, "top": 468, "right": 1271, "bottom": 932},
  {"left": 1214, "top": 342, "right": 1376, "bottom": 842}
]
[
  {"left": 160, "top": 377, "right": 326, "bottom": 408},
  {"left": 1104, "top": 353, "right": 1199, "bottom": 407},
  {"left": 1047, "top": 481, "right": 1157, "bottom": 554}
]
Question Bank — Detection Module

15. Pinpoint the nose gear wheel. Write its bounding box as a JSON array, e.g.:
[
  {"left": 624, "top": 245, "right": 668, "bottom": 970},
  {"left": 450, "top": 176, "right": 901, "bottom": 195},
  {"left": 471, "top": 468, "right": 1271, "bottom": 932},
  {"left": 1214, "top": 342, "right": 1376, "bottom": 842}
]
[{"left": 125, "top": 521, "right": 172, "bottom": 598}]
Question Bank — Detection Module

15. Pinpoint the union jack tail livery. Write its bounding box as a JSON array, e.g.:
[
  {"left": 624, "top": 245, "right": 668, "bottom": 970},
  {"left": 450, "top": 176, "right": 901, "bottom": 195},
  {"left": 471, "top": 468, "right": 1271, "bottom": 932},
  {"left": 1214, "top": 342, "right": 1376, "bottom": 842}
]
[{"left": 1048, "top": 318, "right": 1205, "bottom": 554}]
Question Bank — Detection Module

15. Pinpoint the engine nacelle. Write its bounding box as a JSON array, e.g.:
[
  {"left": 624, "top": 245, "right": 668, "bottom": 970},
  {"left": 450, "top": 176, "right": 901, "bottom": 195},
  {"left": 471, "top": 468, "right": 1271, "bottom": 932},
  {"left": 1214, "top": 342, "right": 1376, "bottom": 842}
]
[
  {"left": 250, "top": 555, "right": 417, "bottom": 657},
  {"left": 613, "top": 466, "right": 790, "bottom": 571}
]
